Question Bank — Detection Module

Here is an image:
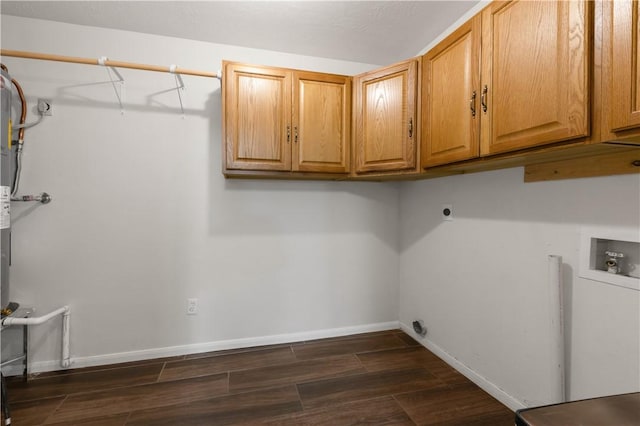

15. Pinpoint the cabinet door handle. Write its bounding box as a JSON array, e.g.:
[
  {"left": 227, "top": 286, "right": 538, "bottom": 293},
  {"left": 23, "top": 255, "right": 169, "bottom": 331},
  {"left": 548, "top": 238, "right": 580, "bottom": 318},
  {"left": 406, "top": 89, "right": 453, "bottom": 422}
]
[
  {"left": 287, "top": 125, "right": 291, "bottom": 143},
  {"left": 408, "top": 118, "right": 413, "bottom": 138},
  {"left": 481, "top": 85, "right": 488, "bottom": 113},
  {"left": 470, "top": 91, "right": 477, "bottom": 117},
  {"left": 294, "top": 126, "right": 298, "bottom": 143}
]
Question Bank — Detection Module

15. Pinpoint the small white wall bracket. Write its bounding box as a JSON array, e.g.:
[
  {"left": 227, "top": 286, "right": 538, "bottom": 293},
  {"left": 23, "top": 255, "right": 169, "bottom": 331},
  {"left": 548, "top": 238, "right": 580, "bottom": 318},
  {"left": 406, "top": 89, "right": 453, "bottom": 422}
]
[
  {"left": 99, "top": 56, "right": 125, "bottom": 114},
  {"left": 169, "top": 64, "right": 186, "bottom": 118}
]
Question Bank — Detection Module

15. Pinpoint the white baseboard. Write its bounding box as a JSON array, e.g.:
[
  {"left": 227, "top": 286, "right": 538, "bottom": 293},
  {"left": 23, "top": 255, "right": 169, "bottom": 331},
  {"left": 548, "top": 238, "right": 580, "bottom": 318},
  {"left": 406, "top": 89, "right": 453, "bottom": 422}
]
[
  {"left": 399, "top": 322, "right": 526, "bottom": 412},
  {"left": 5, "top": 321, "right": 399, "bottom": 376}
]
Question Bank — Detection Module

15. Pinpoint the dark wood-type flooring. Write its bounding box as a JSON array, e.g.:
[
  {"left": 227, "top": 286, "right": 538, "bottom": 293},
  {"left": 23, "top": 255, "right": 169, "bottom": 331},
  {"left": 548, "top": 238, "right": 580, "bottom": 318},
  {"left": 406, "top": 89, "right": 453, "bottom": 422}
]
[{"left": 3, "top": 330, "right": 515, "bottom": 425}]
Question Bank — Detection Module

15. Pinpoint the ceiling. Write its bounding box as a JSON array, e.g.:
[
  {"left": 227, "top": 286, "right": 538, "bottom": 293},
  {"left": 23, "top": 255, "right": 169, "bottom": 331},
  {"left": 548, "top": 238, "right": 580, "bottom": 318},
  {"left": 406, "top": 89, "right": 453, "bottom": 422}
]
[{"left": 0, "top": 1, "right": 480, "bottom": 65}]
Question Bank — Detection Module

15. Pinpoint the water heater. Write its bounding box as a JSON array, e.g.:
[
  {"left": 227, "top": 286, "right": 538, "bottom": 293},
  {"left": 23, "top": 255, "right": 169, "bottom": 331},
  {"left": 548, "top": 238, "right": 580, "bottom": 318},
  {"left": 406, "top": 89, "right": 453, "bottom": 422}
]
[{"left": 1, "top": 67, "right": 12, "bottom": 311}]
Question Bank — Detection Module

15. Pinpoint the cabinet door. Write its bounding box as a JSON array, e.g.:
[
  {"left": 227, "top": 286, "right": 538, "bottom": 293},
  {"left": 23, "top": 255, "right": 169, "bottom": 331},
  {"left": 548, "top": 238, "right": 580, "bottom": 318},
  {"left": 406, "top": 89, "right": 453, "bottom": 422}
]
[
  {"left": 605, "top": 0, "right": 640, "bottom": 134},
  {"left": 292, "top": 72, "right": 351, "bottom": 173},
  {"left": 354, "top": 60, "right": 418, "bottom": 173},
  {"left": 422, "top": 16, "right": 481, "bottom": 167},
  {"left": 480, "top": 0, "right": 589, "bottom": 156},
  {"left": 223, "top": 63, "right": 291, "bottom": 171}
]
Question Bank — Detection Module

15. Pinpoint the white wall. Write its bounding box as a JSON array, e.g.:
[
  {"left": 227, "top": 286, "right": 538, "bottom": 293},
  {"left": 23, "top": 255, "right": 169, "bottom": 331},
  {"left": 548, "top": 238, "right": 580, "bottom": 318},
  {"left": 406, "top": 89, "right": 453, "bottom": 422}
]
[
  {"left": 1, "top": 16, "right": 400, "bottom": 368},
  {"left": 399, "top": 168, "right": 640, "bottom": 407},
  {"left": 2, "top": 13, "right": 639, "bottom": 412}
]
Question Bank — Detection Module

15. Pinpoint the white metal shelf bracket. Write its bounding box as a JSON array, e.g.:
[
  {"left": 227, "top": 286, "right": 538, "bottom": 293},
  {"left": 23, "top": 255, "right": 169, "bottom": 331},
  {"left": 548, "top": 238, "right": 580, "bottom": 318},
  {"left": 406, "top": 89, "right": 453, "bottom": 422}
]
[
  {"left": 169, "top": 64, "right": 186, "bottom": 118},
  {"left": 98, "top": 56, "right": 125, "bottom": 114}
]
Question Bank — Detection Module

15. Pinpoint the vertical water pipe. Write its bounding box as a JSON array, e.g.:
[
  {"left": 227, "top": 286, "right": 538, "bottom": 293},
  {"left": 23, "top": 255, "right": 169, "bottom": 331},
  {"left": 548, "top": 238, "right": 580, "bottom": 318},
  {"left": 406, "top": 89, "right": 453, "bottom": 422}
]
[
  {"left": 61, "top": 308, "right": 70, "bottom": 368},
  {"left": 548, "top": 255, "right": 566, "bottom": 403}
]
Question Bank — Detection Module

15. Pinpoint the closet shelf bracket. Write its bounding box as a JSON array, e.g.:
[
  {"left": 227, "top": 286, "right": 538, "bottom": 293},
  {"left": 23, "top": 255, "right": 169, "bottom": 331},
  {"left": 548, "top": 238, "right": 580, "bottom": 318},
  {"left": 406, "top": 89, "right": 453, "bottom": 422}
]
[
  {"left": 99, "top": 56, "right": 125, "bottom": 114},
  {"left": 169, "top": 64, "right": 186, "bottom": 118}
]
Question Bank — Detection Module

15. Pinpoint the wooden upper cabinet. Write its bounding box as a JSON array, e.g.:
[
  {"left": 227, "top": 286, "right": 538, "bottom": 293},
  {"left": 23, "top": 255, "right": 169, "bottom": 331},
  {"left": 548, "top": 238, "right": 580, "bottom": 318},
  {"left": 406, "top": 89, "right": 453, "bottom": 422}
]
[
  {"left": 354, "top": 59, "right": 418, "bottom": 173},
  {"left": 223, "top": 63, "right": 291, "bottom": 171},
  {"left": 602, "top": 0, "right": 640, "bottom": 140},
  {"left": 293, "top": 72, "right": 351, "bottom": 173},
  {"left": 422, "top": 16, "right": 481, "bottom": 167},
  {"left": 223, "top": 61, "right": 351, "bottom": 175},
  {"left": 480, "top": 0, "right": 589, "bottom": 156}
]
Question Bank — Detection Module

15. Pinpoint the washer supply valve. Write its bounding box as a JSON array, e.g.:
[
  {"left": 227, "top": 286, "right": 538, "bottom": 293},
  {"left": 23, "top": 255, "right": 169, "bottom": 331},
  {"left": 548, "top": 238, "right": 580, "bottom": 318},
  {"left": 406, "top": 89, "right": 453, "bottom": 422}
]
[
  {"left": 604, "top": 250, "right": 624, "bottom": 275},
  {"left": 11, "top": 192, "right": 51, "bottom": 204}
]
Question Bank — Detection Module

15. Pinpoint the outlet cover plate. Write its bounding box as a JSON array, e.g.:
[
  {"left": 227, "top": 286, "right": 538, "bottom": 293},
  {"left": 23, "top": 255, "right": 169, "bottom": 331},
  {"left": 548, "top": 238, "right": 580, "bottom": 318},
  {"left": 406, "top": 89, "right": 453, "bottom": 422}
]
[{"left": 187, "top": 298, "right": 198, "bottom": 315}]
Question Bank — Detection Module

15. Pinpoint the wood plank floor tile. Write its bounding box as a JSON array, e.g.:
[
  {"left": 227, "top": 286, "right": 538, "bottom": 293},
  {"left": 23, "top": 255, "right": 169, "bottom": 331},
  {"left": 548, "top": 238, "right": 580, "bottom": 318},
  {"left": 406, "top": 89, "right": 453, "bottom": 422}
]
[
  {"left": 1, "top": 331, "right": 515, "bottom": 426},
  {"left": 126, "top": 385, "right": 302, "bottom": 426},
  {"left": 160, "top": 346, "right": 296, "bottom": 382},
  {"left": 0, "top": 396, "right": 64, "bottom": 425},
  {"left": 28, "top": 355, "right": 183, "bottom": 379},
  {"left": 432, "top": 411, "right": 517, "bottom": 426},
  {"left": 297, "top": 367, "right": 445, "bottom": 410},
  {"left": 6, "top": 364, "right": 164, "bottom": 403},
  {"left": 261, "top": 395, "right": 415, "bottom": 425},
  {"left": 298, "top": 330, "right": 399, "bottom": 345},
  {"left": 358, "top": 346, "right": 468, "bottom": 385},
  {"left": 46, "top": 413, "right": 130, "bottom": 426},
  {"left": 184, "top": 343, "right": 293, "bottom": 360},
  {"left": 394, "top": 331, "right": 421, "bottom": 347},
  {"left": 394, "top": 383, "right": 514, "bottom": 426},
  {"left": 292, "top": 334, "right": 408, "bottom": 360},
  {"left": 229, "top": 354, "right": 365, "bottom": 393},
  {"left": 45, "top": 373, "right": 228, "bottom": 424}
]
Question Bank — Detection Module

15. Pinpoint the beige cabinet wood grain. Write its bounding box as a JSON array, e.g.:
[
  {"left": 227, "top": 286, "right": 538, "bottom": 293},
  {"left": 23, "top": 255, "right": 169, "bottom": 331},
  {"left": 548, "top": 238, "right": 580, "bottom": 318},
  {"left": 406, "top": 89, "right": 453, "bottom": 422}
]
[
  {"left": 354, "top": 59, "right": 418, "bottom": 173},
  {"left": 422, "top": 16, "right": 481, "bottom": 167},
  {"left": 223, "top": 62, "right": 351, "bottom": 174},
  {"left": 601, "top": 0, "right": 640, "bottom": 141},
  {"left": 479, "top": 0, "right": 589, "bottom": 155},
  {"left": 223, "top": 63, "right": 292, "bottom": 171},
  {"left": 293, "top": 72, "right": 351, "bottom": 173}
]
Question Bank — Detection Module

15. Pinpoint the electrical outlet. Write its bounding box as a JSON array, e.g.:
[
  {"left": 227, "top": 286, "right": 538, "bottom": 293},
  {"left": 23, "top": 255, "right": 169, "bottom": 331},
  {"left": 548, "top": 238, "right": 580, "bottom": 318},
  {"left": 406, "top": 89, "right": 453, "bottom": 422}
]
[
  {"left": 37, "top": 98, "right": 52, "bottom": 116},
  {"left": 187, "top": 298, "right": 198, "bottom": 315}
]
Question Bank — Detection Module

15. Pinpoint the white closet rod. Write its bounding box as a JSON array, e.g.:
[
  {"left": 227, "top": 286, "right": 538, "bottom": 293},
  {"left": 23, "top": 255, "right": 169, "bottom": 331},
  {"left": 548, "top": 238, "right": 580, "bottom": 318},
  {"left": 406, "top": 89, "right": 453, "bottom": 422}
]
[{"left": 0, "top": 49, "right": 221, "bottom": 79}]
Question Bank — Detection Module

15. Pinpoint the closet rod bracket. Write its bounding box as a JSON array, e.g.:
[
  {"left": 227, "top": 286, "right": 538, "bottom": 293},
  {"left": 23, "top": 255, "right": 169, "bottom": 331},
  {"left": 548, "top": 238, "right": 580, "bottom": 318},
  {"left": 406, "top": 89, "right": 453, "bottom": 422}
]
[
  {"left": 98, "top": 56, "right": 125, "bottom": 114},
  {"left": 169, "top": 64, "right": 186, "bottom": 118}
]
